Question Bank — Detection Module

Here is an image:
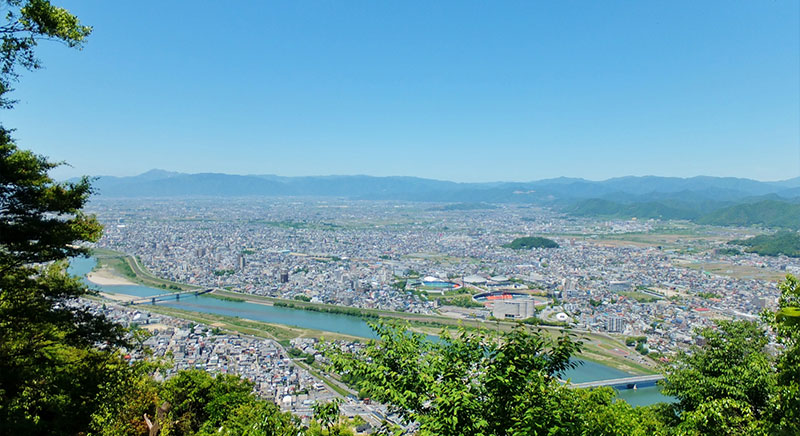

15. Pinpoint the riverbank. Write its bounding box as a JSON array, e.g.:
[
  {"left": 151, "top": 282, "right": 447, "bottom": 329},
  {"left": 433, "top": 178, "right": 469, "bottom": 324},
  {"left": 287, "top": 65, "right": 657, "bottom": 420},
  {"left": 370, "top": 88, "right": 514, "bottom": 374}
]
[
  {"left": 92, "top": 248, "right": 201, "bottom": 292},
  {"left": 211, "top": 290, "right": 657, "bottom": 375},
  {"left": 131, "top": 303, "right": 368, "bottom": 344},
  {"left": 87, "top": 250, "right": 658, "bottom": 375},
  {"left": 87, "top": 268, "right": 136, "bottom": 286}
]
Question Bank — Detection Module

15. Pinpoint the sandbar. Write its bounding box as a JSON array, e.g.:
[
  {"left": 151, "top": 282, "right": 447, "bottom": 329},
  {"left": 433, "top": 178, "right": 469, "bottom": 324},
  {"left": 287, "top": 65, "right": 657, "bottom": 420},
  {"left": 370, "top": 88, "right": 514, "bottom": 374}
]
[{"left": 87, "top": 269, "right": 136, "bottom": 286}]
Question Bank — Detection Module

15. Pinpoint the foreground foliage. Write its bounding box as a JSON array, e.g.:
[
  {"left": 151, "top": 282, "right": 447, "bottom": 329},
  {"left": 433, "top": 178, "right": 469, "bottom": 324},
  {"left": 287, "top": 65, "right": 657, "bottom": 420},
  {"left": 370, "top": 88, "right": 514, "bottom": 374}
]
[
  {"left": 96, "top": 368, "right": 373, "bottom": 436},
  {"left": 327, "top": 322, "right": 659, "bottom": 436},
  {"left": 326, "top": 276, "right": 800, "bottom": 436},
  {"left": 655, "top": 275, "right": 800, "bottom": 435},
  {"left": 763, "top": 275, "right": 800, "bottom": 434},
  {"left": 660, "top": 321, "right": 775, "bottom": 435},
  {"left": 94, "top": 369, "right": 300, "bottom": 436},
  {"left": 0, "top": 4, "right": 119, "bottom": 428},
  {"left": 0, "top": 126, "right": 134, "bottom": 433},
  {"left": 1, "top": 0, "right": 92, "bottom": 108}
]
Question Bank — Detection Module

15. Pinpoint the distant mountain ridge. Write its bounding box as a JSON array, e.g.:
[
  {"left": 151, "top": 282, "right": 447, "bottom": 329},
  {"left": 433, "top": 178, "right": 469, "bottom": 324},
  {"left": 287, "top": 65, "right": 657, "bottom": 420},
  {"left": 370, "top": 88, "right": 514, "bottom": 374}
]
[{"left": 87, "top": 170, "right": 800, "bottom": 203}]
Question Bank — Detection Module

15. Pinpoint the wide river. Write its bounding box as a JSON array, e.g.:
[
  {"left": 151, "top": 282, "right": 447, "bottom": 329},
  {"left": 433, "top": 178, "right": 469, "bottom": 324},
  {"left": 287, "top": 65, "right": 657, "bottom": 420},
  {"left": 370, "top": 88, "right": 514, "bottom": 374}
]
[{"left": 70, "top": 257, "right": 671, "bottom": 406}]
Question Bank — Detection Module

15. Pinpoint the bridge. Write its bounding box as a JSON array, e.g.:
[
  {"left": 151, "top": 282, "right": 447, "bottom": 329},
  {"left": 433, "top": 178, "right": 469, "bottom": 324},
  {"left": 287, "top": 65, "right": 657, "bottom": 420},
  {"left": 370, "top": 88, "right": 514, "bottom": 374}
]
[
  {"left": 123, "top": 288, "right": 214, "bottom": 305},
  {"left": 569, "top": 374, "right": 664, "bottom": 390}
]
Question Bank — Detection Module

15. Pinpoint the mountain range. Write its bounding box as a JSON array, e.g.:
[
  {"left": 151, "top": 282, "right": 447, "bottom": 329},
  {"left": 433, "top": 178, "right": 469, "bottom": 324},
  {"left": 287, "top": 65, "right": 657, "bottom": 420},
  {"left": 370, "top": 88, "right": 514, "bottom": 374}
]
[{"left": 89, "top": 170, "right": 800, "bottom": 202}]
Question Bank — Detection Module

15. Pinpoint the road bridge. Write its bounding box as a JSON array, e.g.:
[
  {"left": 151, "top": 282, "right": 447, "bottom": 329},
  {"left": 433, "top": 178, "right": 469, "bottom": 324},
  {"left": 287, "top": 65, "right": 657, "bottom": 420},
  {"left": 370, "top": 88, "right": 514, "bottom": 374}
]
[
  {"left": 569, "top": 374, "right": 664, "bottom": 390},
  {"left": 123, "top": 288, "right": 214, "bottom": 305}
]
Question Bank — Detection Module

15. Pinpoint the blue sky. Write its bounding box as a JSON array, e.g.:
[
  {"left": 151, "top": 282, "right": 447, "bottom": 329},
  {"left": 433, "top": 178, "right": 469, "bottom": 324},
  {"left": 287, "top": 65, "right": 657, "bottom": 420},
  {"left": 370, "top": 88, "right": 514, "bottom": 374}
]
[{"left": 4, "top": 1, "right": 799, "bottom": 182}]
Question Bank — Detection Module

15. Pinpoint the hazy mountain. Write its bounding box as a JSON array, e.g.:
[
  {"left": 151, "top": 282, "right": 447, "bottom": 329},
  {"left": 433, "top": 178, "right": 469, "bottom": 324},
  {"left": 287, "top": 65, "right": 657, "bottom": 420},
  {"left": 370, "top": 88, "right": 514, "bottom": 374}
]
[
  {"left": 87, "top": 171, "right": 800, "bottom": 206},
  {"left": 777, "top": 186, "right": 800, "bottom": 198},
  {"left": 769, "top": 176, "right": 800, "bottom": 189},
  {"left": 134, "top": 169, "right": 182, "bottom": 180}
]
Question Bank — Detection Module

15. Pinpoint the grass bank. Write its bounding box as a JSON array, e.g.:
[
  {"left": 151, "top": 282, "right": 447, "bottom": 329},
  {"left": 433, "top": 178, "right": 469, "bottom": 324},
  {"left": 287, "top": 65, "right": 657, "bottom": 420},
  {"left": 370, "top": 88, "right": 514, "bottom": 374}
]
[{"left": 92, "top": 248, "right": 201, "bottom": 292}]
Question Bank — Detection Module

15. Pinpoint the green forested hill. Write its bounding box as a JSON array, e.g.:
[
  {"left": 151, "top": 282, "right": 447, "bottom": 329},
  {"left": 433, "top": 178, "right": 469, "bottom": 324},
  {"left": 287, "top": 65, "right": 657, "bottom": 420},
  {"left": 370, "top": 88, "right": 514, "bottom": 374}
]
[
  {"left": 729, "top": 231, "right": 800, "bottom": 258},
  {"left": 504, "top": 236, "right": 559, "bottom": 249},
  {"left": 567, "top": 198, "right": 800, "bottom": 230},
  {"left": 696, "top": 200, "right": 800, "bottom": 229},
  {"left": 566, "top": 199, "right": 700, "bottom": 220}
]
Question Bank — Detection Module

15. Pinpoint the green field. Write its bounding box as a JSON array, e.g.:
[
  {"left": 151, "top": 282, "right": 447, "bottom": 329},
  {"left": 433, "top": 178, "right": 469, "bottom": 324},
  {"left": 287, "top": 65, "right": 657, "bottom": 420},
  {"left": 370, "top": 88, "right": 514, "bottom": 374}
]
[
  {"left": 615, "top": 290, "right": 661, "bottom": 303},
  {"left": 676, "top": 260, "right": 786, "bottom": 281}
]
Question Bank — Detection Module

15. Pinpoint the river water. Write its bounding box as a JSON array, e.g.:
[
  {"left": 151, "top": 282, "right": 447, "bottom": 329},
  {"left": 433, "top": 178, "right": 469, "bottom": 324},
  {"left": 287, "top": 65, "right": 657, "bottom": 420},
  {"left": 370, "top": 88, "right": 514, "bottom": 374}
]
[{"left": 70, "top": 257, "right": 671, "bottom": 406}]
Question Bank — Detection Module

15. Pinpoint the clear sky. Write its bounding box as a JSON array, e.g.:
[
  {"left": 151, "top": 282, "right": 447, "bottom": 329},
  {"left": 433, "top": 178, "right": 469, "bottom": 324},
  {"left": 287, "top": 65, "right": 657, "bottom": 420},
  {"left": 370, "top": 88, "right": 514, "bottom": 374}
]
[{"left": 4, "top": 1, "right": 799, "bottom": 182}]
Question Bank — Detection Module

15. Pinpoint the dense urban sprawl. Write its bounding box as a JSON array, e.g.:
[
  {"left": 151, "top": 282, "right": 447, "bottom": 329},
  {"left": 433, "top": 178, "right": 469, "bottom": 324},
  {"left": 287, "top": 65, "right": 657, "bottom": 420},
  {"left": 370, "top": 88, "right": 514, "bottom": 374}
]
[{"left": 90, "top": 198, "right": 798, "bottom": 359}]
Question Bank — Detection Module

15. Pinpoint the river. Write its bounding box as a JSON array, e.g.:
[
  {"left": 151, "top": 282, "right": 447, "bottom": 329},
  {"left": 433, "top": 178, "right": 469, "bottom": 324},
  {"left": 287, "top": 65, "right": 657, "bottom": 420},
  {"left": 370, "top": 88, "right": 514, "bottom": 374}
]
[{"left": 70, "top": 256, "right": 671, "bottom": 406}]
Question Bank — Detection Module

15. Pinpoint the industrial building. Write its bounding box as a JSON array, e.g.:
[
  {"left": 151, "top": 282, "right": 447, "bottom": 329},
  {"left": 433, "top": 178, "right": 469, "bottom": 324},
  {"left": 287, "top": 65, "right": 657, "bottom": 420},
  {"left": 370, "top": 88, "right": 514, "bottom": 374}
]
[{"left": 492, "top": 299, "right": 536, "bottom": 320}]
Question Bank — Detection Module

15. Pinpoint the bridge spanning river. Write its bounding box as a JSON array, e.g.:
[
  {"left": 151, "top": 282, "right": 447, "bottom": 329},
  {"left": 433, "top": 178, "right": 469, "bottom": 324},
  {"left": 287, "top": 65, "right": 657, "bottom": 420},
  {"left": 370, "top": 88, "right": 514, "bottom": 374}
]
[
  {"left": 123, "top": 288, "right": 214, "bottom": 305},
  {"left": 570, "top": 374, "right": 664, "bottom": 390}
]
